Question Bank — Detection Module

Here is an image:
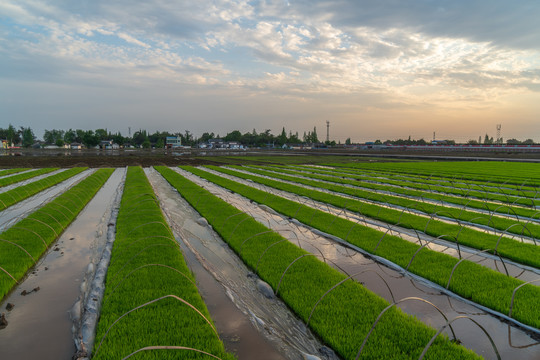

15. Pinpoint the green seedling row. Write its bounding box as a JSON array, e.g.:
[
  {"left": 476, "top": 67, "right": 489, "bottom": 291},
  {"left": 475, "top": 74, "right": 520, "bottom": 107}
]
[
  {"left": 286, "top": 164, "right": 540, "bottom": 207},
  {"left": 249, "top": 165, "right": 540, "bottom": 229},
  {"left": 0, "top": 168, "right": 29, "bottom": 177},
  {"left": 329, "top": 162, "right": 540, "bottom": 187},
  {"left": 0, "top": 167, "right": 86, "bottom": 211},
  {"left": 156, "top": 166, "right": 479, "bottom": 360},
  {"left": 186, "top": 166, "right": 540, "bottom": 330},
  {"left": 319, "top": 164, "right": 540, "bottom": 195},
  {"left": 0, "top": 168, "right": 58, "bottom": 187},
  {"left": 93, "top": 167, "right": 234, "bottom": 360},
  {"left": 0, "top": 168, "right": 112, "bottom": 301},
  {"left": 223, "top": 165, "right": 540, "bottom": 268}
]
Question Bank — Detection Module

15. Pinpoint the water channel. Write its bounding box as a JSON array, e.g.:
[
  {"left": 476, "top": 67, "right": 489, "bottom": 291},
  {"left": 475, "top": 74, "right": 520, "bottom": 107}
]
[{"left": 0, "top": 168, "right": 124, "bottom": 360}]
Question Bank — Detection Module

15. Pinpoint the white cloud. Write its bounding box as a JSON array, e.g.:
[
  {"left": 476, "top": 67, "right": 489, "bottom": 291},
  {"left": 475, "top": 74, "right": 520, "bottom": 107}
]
[{"left": 1, "top": 0, "right": 539, "bottom": 141}]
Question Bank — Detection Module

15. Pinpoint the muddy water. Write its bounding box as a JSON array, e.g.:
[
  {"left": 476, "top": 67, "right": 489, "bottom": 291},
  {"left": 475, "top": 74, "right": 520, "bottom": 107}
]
[
  {"left": 145, "top": 168, "right": 339, "bottom": 360},
  {"left": 0, "top": 169, "right": 94, "bottom": 232},
  {"left": 0, "top": 169, "right": 124, "bottom": 360},
  {"left": 206, "top": 167, "right": 540, "bottom": 282},
  {"left": 179, "top": 167, "right": 539, "bottom": 360}
]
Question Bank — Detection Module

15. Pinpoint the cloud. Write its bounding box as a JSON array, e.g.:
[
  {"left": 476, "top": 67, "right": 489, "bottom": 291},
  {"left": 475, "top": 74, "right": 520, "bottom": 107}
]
[
  {"left": 285, "top": 0, "right": 540, "bottom": 51},
  {"left": 1, "top": 0, "right": 539, "bottom": 141}
]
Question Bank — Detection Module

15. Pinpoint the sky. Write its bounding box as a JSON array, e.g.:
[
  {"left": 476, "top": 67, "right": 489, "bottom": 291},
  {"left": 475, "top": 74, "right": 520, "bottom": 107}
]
[{"left": 1, "top": 0, "right": 539, "bottom": 143}]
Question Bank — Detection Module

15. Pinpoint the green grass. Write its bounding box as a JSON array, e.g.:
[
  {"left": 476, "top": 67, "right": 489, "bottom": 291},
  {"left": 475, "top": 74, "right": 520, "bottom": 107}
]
[
  {"left": 92, "top": 167, "right": 235, "bottom": 360},
  {"left": 0, "top": 168, "right": 113, "bottom": 301},
  {"left": 183, "top": 165, "right": 540, "bottom": 330},
  {"left": 156, "top": 166, "right": 480, "bottom": 360},
  {"left": 0, "top": 167, "right": 86, "bottom": 211}
]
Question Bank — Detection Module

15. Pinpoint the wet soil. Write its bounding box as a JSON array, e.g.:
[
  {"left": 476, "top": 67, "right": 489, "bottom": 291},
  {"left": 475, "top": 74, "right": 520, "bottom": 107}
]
[
  {"left": 1, "top": 147, "right": 539, "bottom": 169},
  {"left": 0, "top": 169, "right": 123, "bottom": 360}
]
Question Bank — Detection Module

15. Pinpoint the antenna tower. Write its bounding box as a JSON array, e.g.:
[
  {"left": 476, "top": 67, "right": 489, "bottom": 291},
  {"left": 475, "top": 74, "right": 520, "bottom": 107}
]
[
  {"left": 326, "top": 120, "right": 330, "bottom": 143},
  {"left": 496, "top": 124, "right": 501, "bottom": 144}
]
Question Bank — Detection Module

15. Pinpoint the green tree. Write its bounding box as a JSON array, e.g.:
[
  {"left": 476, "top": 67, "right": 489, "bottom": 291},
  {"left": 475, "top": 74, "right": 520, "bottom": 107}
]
[
  {"left": 55, "top": 139, "right": 65, "bottom": 147},
  {"left": 95, "top": 128, "right": 109, "bottom": 141},
  {"left": 82, "top": 130, "right": 99, "bottom": 148},
  {"left": 112, "top": 132, "right": 125, "bottom": 146},
  {"left": 142, "top": 139, "right": 151, "bottom": 148},
  {"left": 7, "top": 124, "right": 19, "bottom": 145},
  {"left": 198, "top": 132, "right": 214, "bottom": 144},
  {"left": 64, "top": 129, "right": 76, "bottom": 144},
  {"left": 132, "top": 130, "right": 148, "bottom": 146},
  {"left": 156, "top": 138, "right": 164, "bottom": 148},
  {"left": 20, "top": 127, "right": 35, "bottom": 148},
  {"left": 44, "top": 129, "right": 65, "bottom": 144},
  {"left": 224, "top": 130, "right": 242, "bottom": 142},
  {"left": 312, "top": 127, "right": 319, "bottom": 143},
  {"left": 277, "top": 127, "right": 287, "bottom": 145},
  {"left": 345, "top": 137, "right": 351, "bottom": 145}
]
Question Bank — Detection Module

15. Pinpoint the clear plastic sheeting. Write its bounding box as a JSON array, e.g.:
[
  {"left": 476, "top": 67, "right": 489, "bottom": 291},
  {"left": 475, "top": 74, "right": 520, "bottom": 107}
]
[
  {"left": 179, "top": 167, "right": 539, "bottom": 360},
  {"left": 0, "top": 169, "right": 67, "bottom": 194},
  {"left": 73, "top": 168, "right": 125, "bottom": 360},
  {"left": 0, "top": 169, "right": 94, "bottom": 232},
  {"left": 145, "top": 167, "right": 339, "bottom": 360},
  {"left": 0, "top": 169, "right": 123, "bottom": 360},
  {"left": 205, "top": 167, "right": 540, "bottom": 282}
]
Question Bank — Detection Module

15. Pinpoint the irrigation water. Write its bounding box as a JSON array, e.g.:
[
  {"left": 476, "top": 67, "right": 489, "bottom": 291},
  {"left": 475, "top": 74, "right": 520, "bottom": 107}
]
[
  {"left": 145, "top": 167, "right": 339, "bottom": 360},
  {"left": 0, "top": 168, "right": 124, "bottom": 360},
  {"left": 181, "top": 166, "right": 539, "bottom": 360}
]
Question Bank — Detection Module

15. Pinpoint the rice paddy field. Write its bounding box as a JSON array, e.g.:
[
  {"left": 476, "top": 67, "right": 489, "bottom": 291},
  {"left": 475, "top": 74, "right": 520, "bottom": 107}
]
[{"left": 0, "top": 156, "right": 538, "bottom": 360}]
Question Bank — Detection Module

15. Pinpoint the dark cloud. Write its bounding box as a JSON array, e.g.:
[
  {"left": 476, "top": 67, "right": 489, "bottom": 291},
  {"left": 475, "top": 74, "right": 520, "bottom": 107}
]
[{"left": 287, "top": 0, "right": 540, "bottom": 50}]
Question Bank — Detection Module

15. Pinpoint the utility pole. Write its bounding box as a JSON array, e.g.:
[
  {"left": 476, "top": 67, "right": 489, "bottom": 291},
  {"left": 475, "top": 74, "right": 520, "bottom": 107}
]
[{"left": 326, "top": 120, "right": 330, "bottom": 143}]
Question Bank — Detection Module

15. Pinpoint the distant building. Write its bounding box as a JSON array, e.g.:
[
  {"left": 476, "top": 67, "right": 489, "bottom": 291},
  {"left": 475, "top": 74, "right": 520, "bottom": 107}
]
[
  {"left": 1, "top": 140, "right": 9, "bottom": 149},
  {"left": 166, "top": 136, "right": 182, "bottom": 149},
  {"left": 71, "top": 142, "right": 83, "bottom": 149},
  {"left": 208, "top": 138, "right": 224, "bottom": 149},
  {"left": 226, "top": 141, "right": 243, "bottom": 149},
  {"left": 99, "top": 140, "right": 113, "bottom": 149}
]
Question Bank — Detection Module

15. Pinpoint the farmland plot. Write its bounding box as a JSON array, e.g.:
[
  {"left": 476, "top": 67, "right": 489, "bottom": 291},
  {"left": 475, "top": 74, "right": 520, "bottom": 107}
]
[
  {"left": 167, "top": 166, "right": 539, "bottom": 359},
  {"left": 0, "top": 168, "right": 117, "bottom": 359},
  {"left": 0, "top": 160, "right": 538, "bottom": 360},
  {"left": 174, "top": 164, "right": 539, "bottom": 358}
]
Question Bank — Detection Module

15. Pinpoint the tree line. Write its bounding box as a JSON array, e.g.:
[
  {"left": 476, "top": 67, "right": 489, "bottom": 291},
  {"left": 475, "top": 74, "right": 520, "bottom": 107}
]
[
  {"left": 0, "top": 124, "right": 333, "bottom": 148},
  {"left": 1, "top": 124, "right": 537, "bottom": 148}
]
